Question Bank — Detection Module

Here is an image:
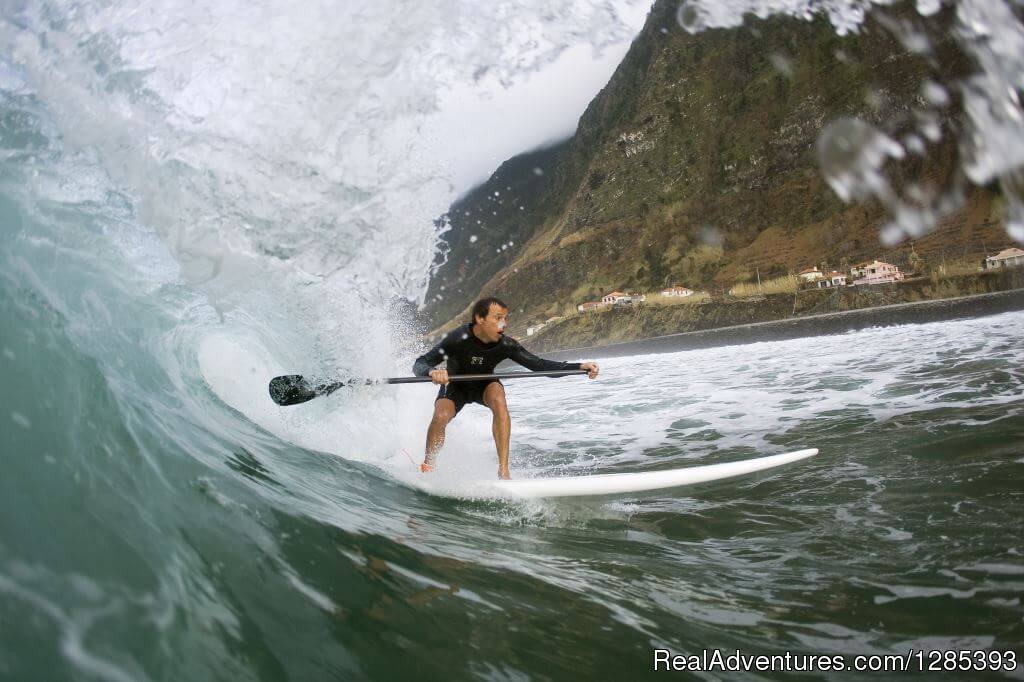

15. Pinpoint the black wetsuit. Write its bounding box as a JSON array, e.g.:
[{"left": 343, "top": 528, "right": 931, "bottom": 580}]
[{"left": 413, "top": 323, "right": 582, "bottom": 415}]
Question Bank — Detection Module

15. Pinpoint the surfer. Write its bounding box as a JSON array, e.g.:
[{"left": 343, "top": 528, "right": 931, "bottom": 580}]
[{"left": 413, "top": 297, "right": 599, "bottom": 479}]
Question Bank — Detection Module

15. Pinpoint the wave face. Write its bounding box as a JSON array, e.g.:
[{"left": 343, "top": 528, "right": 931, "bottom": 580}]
[{"left": 1, "top": 1, "right": 1023, "bottom": 680}]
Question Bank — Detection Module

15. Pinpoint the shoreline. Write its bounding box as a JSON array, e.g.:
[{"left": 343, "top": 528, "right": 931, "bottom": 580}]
[{"left": 546, "top": 288, "right": 1024, "bottom": 360}]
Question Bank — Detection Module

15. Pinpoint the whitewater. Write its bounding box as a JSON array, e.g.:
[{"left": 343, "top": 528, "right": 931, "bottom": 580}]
[{"left": 1, "top": 0, "right": 1023, "bottom": 679}]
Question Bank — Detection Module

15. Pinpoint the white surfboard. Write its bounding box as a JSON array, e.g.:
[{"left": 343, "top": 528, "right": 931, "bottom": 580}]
[{"left": 457, "top": 448, "right": 819, "bottom": 499}]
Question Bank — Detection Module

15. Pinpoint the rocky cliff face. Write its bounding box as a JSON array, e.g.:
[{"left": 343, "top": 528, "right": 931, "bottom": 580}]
[{"left": 421, "top": 0, "right": 1007, "bottom": 338}]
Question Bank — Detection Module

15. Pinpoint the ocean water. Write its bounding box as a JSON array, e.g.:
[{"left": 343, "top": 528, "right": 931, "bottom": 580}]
[{"left": 1, "top": 0, "right": 1023, "bottom": 680}]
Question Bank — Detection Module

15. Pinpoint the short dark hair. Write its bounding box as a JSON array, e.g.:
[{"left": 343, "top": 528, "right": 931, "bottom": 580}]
[{"left": 470, "top": 297, "right": 509, "bottom": 324}]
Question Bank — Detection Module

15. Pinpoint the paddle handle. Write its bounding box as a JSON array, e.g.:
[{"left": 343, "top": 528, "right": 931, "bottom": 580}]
[
  {"left": 383, "top": 369, "right": 586, "bottom": 384},
  {"left": 270, "top": 368, "right": 587, "bottom": 406}
]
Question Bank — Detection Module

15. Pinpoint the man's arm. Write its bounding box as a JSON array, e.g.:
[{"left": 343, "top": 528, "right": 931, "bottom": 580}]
[
  {"left": 413, "top": 336, "right": 450, "bottom": 377},
  {"left": 506, "top": 338, "right": 599, "bottom": 379},
  {"left": 506, "top": 338, "right": 582, "bottom": 373}
]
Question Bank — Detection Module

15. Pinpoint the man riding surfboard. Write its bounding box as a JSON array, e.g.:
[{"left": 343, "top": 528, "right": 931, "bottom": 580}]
[{"left": 413, "top": 297, "right": 599, "bottom": 479}]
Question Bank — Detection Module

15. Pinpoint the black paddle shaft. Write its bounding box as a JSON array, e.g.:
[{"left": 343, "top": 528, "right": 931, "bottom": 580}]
[{"left": 269, "top": 369, "right": 587, "bottom": 406}]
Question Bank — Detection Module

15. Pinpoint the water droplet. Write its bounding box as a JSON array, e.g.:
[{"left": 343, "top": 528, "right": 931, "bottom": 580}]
[
  {"left": 676, "top": 2, "right": 702, "bottom": 32},
  {"left": 922, "top": 81, "right": 949, "bottom": 107},
  {"left": 1007, "top": 220, "right": 1024, "bottom": 242},
  {"left": 919, "top": 115, "right": 941, "bottom": 142},
  {"left": 11, "top": 412, "right": 31, "bottom": 429},
  {"left": 904, "top": 134, "right": 925, "bottom": 154},
  {"left": 880, "top": 223, "right": 903, "bottom": 246},
  {"left": 532, "top": 167, "right": 544, "bottom": 176},
  {"left": 469, "top": 235, "right": 478, "bottom": 243},
  {"left": 902, "top": 31, "right": 931, "bottom": 55},
  {"left": 699, "top": 225, "right": 722, "bottom": 246},
  {"left": 769, "top": 53, "right": 793, "bottom": 78},
  {"left": 817, "top": 117, "right": 904, "bottom": 202}
]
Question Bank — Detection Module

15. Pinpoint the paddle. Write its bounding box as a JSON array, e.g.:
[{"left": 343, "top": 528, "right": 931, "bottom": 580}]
[{"left": 269, "top": 369, "right": 588, "bottom": 406}]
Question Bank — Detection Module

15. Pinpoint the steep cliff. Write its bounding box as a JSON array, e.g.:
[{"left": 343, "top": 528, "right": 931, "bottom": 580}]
[{"left": 421, "top": 0, "right": 1008, "bottom": 338}]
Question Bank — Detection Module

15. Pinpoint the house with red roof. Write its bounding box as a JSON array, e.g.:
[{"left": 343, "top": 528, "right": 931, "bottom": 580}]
[
  {"left": 851, "top": 260, "right": 904, "bottom": 286},
  {"left": 984, "top": 247, "right": 1024, "bottom": 270},
  {"left": 816, "top": 271, "right": 848, "bottom": 288},
  {"left": 601, "top": 291, "right": 633, "bottom": 305},
  {"left": 798, "top": 266, "right": 824, "bottom": 283}
]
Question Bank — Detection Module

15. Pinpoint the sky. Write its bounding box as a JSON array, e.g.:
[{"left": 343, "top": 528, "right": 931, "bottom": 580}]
[{"left": 422, "top": 2, "right": 652, "bottom": 195}]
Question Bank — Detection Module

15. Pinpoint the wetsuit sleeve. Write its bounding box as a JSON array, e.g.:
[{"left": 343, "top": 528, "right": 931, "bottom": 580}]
[
  {"left": 413, "top": 336, "right": 450, "bottom": 376},
  {"left": 506, "top": 338, "right": 581, "bottom": 373}
]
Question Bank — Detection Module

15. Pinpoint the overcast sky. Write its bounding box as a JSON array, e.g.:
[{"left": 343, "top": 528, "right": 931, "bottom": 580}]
[{"left": 422, "top": 3, "right": 651, "bottom": 195}]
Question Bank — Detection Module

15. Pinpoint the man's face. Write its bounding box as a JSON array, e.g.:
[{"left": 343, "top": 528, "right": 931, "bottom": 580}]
[{"left": 476, "top": 304, "right": 509, "bottom": 338}]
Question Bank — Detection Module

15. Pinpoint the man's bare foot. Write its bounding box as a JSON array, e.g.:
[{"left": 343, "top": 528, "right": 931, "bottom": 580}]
[
  {"left": 420, "top": 462, "right": 435, "bottom": 473},
  {"left": 498, "top": 468, "right": 511, "bottom": 480}
]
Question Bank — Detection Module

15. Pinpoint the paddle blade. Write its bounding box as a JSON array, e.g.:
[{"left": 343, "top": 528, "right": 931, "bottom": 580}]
[{"left": 269, "top": 375, "right": 324, "bottom": 406}]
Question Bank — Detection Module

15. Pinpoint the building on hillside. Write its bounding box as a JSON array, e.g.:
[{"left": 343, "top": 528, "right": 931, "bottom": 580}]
[
  {"left": 849, "top": 261, "right": 874, "bottom": 278},
  {"left": 984, "top": 247, "right": 1024, "bottom": 270},
  {"left": 851, "top": 260, "right": 904, "bottom": 286},
  {"left": 577, "top": 301, "right": 605, "bottom": 313},
  {"left": 661, "top": 286, "right": 693, "bottom": 297},
  {"left": 527, "top": 316, "right": 564, "bottom": 335},
  {"left": 798, "top": 266, "right": 824, "bottom": 283},
  {"left": 816, "top": 272, "right": 848, "bottom": 288},
  {"left": 601, "top": 291, "right": 629, "bottom": 304},
  {"left": 601, "top": 291, "right": 633, "bottom": 305}
]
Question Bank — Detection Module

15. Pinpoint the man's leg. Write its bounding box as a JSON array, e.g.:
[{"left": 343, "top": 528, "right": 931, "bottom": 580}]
[
  {"left": 482, "top": 382, "right": 511, "bottom": 479},
  {"left": 423, "top": 398, "right": 456, "bottom": 472}
]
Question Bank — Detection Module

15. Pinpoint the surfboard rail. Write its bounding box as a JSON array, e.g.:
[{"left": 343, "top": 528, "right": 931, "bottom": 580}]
[{"left": 476, "top": 448, "right": 819, "bottom": 499}]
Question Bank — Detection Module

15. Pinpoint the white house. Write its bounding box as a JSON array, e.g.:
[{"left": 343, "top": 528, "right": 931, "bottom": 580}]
[
  {"left": 527, "top": 317, "right": 563, "bottom": 335},
  {"left": 661, "top": 286, "right": 694, "bottom": 297},
  {"left": 798, "top": 266, "right": 824, "bottom": 283},
  {"left": 849, "top": 262, "right": 870, "bottom": 278},
  {"left": 816, "top": 271, "right": 848, "bottom": 288},
  {"left": 984, "top": 247, "right": 1024, "bottom": 270},
  {"left": 851, "top": 260, "right": 904, "bottom": 286},
  {"left": 601, "top": 291, "right": 633, "bottom": 305}
]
